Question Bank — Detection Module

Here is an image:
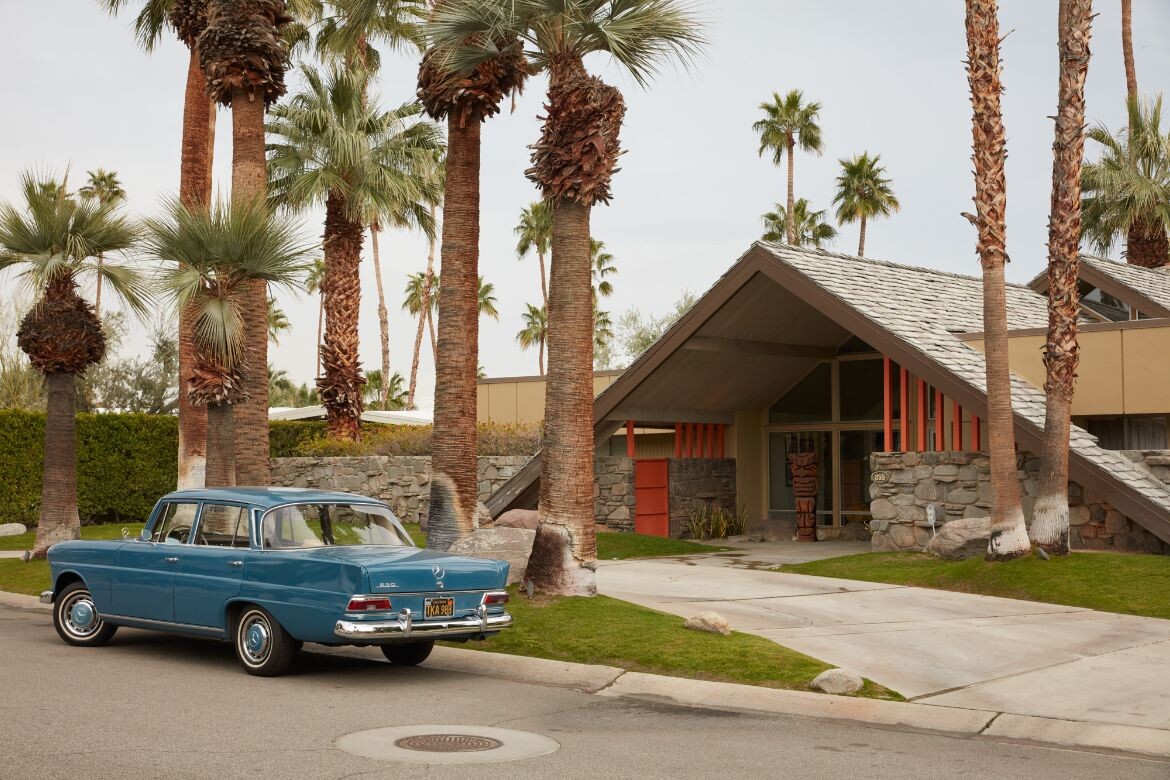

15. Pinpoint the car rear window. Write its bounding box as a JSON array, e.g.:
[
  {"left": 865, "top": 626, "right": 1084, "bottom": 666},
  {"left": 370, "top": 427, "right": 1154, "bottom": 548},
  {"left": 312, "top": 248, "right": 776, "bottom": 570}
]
[{"left": 260, "top": 504, "right": 413, "bottom": 549}]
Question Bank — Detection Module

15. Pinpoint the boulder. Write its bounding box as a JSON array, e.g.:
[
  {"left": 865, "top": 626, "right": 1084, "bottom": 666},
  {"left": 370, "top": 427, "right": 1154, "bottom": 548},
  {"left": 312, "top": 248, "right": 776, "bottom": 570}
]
[
  {"left": 475, "top": 501, "right": 491, "bottom": 529},
  {"left": 924, "top": 516, "right": 990, "bottom": 560},
  {"left": 810, "top": 668, "right": 864, "bottom": 695},
  {"left": 684, "top": 612, "right": 732, "bottom": 636},
  {"left": 496, "top": 509, "right": 541, "bottom": 531},
  {"left": 0, "top": 523, "right": 27, "bottom": 537},
  {"left": 447, "top": 527, "right": 537, "bottom": 585}
]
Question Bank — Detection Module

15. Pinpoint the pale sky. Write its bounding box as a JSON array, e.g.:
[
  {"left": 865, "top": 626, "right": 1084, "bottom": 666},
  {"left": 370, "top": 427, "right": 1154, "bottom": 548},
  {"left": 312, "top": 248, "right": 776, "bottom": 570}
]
[{"left": 2, "top": 1, "right": 1168, "bottom": 404}]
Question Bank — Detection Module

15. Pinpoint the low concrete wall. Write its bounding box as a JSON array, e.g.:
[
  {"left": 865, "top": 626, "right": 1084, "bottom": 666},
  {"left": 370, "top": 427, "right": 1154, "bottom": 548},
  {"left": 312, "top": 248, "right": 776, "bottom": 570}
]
[
  {"left": 270, "top": 456, "right": 529, "bottom": 525},
  {"left": 669, "top": 458, "right": 737, "bottom": 538},
  {"left": 869, "top": 451, "right": 1169, "bottom": 555}
]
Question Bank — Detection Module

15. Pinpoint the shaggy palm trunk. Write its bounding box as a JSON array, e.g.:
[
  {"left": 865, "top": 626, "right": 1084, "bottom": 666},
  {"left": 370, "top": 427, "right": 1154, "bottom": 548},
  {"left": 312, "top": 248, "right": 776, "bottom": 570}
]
[
  {"left": 230, "top": 90, "right": 271, "bottom": 484},
  {"left": 965, "top": 0, "right": 1031, "bottom": 561},
  {"left": 319, "top": 191, "right": 365, "bottom": 440},
  {"left": 204, "top": 401, "right": 236, "bottom": 487},
  {"left": 315, "top": 298, "right": 323, "bottom": 375},
  {"left": 31, "top": 372, "right": 82, "bottom": 558},
  {"left": 177, "top": 47, "right": 215, "bottom": 490},
  {"left": 1125, "top": 219, "right": 1170, "bottom": 268},
  {"left": 857, "top": 215, "right": 868, "bottom": 258},
  {"left": 407, "top": 206, "right": 438, "bottom": 409},
  {"left": 428, "top": 309, "right": 437, "bottom": 364},
  {"left": 428, "top": 118, "right": 481, "bottom": 550},
  {"left": 1122, "top": 0, "right": 1137, "bottom": 100},
  {"left": 370, "top": 224, "right": 391, "bottom": 408},
  {"left": 1034, "top": 0, "right": 1093, "bottom": 556},
  {"left": 538, "top": 249, "right": 549, "bottom": 312},
  {"left": 785, "top": 135, "right": 795, "bottom": 245}
]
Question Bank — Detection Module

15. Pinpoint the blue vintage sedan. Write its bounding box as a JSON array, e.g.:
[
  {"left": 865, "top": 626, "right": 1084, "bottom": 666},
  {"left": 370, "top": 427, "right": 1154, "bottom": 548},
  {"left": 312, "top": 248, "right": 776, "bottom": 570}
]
[{"left": 41, "top": 487, "right": 513, "bottom": 676}]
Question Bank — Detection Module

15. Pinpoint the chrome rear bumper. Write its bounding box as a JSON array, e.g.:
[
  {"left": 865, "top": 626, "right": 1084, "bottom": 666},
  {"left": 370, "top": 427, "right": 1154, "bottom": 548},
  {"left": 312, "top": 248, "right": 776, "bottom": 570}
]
[{"left": 334, "top": 607, "right": 513, "bottom": 642}]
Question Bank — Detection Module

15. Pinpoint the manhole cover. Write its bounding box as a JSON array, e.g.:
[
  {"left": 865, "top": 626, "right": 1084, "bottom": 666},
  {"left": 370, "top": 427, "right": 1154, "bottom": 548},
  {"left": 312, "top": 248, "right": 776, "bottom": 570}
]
[
  {"left": 337, "top": 725, "right": 559, "bottom": 765},
  {"left": 394, "top": 734, "right": 503, "bottom": 753}
]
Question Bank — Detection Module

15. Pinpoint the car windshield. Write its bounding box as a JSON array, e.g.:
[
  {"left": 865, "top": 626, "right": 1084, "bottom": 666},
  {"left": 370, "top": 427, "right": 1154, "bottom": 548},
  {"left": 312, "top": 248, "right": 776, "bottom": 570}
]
[{"left": 261, "top": 503, "right": 413, "bottom": 550}]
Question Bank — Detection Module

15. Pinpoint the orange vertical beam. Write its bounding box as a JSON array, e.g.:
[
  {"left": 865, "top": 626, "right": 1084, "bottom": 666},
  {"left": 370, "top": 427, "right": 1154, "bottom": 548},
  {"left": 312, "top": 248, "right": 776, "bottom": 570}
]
[
  {"left": 684, "top": 424, "right": 693, "bottom": 458},
  {"left": 696, "top": 424, "right": 706, "bottom": 459},
  {"left": 716, "top": 425, "right": 725, "bottom": 458},
  {"left": 705, "top": 424, "right": 715, "bottom": 457},
  {"left": 935, "top": 388, "right": 945, "bottom": 451},
  {"left": 626, "top": 420, "right": 636, "bottom": 458},
  {"left": 674, "top": 423, "right": 682, "bottom": 458},
  {"left": 952, "top": 401, "right": 962, "bottom": 450},
  {"left": 972, "top": 415, "right": 981, "bottom": 450},
  {"left": 899, "top": 366, "right": 910, "bottom": 451},
  {"left": 916, "top": 378, "right": 927, "bottom": 451},
  {"left": 883, "top": 357, "right": 893, "bottom": 451}
]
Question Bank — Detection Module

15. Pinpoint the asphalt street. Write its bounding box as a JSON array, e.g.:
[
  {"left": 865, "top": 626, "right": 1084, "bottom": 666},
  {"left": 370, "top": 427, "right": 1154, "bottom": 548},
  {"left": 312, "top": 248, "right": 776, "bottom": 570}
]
[{"left": 1, "top": 605, "right": 1166, "bottom": 779}]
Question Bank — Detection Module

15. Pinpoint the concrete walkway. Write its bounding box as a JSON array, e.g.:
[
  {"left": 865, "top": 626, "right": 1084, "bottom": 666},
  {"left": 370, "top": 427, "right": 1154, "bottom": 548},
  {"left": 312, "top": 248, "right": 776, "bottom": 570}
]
[{"left": 597, "top": 543, "right": 1170, "bottom": 732}]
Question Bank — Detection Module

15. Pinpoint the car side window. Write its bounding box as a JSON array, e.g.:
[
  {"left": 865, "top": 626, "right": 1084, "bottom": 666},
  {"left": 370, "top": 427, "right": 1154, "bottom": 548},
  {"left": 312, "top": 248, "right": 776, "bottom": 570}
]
[
  {"left": 195, "top": 504, "right": 250, "bottom": 548},
  {"left": 152, "top": 503, "right": 199, "bottom": 545}
]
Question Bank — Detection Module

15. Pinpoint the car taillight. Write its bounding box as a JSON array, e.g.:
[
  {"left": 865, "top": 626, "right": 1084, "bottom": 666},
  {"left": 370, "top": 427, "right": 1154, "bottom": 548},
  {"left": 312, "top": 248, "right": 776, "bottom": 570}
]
[
  {"left": 482, "top": 592, "right": 509, "bottom": 606},
  {"left": 347, "top": 595, "right": 392, "bottom": 612}
]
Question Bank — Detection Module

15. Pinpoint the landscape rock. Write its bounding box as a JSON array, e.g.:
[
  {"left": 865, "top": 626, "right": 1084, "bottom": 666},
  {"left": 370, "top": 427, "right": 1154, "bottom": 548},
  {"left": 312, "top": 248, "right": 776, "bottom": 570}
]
[
  {"left": 810, "top": 668, "right": 864, "bottom": 695},
  {"left": 0, "top": 523, "right": 27, "bottom": 537},
  {"left": 683, "top": 612, "right": 732, "bottom": 636},
  {"left": 475, "top": 501, "right": 491, "bottom": 529},
  {"left": 447, "top": 528, "right": 537, "bottom": 585},
  {"left": 924, "top": 516, "right": 990, "bottom": 560},
  {"left": 496, "top": 509, "right": 541, "bottom": 531}
]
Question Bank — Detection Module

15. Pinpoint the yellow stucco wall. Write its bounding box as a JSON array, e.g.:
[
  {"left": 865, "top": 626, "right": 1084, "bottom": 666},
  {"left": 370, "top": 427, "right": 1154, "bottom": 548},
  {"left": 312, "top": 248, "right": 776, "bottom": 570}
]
[
  {"left": 734, "top": 410, "right": 765, "bottom": 522},
  {"left": 476, "top": 372, "right": 623, "bottom": 424}
]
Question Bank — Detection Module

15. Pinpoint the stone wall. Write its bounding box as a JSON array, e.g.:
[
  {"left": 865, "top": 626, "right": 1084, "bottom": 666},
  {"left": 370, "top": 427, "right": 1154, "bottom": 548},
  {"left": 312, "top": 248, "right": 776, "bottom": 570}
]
[
  {"left": 869, "top": 451, "right": 1169, "bottom": 555},
  {"left": 270, "top": 456, "right": 529, "bottom": 525},
  {"left": 668, "top": 458, "right": 737, "bottom": 538},
  {"left": 595, "top": 456, "right": 635, "bottom": 532}
]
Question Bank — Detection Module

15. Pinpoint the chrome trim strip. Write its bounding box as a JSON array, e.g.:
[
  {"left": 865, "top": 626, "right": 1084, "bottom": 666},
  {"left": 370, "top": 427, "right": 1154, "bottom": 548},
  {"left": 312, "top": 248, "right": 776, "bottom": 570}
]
[
  {"left": 102, "top": 613, "right": 225, "bottom": 638},
  {"left": 334, "top": 611, "right": 512, "bottom": 642}
]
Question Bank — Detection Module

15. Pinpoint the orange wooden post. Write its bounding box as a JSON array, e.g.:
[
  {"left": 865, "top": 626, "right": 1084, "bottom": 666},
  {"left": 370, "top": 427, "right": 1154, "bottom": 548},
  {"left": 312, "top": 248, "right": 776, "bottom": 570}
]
[
  {"left": 935, "top": 388, "right": 945, "bottom": 451},
  {"left": 899, "top": 366, "right": 910, "bottom": 451},
  {"left": 705, "top": 423, "right": 715, "bottom": 457},
  {"left": 674, "top": 423, "right": 682, "bottom": 458},
  {"left": 972, "top": 415, "right": 982, "bottom": 450},
  {"left": 883, "top": 357, "right": 893, "bottom": 451},
  {"left": 696, "top": 424, "right": 706, "bottom": 458},
  {"left": 626, "top": 420, "right": 636, "bottom": 458},
  {"left": 716, "top": 425, "right": 725, "bottom": 458},
  {"left": 685, "top": 423, "right": 694, "bottom": 458},
  {"left": 952, "top": 401, "right": 962, "bottom": 450},
  {"left": 916, "top": 378, "right": 927, "bottom": 451}
]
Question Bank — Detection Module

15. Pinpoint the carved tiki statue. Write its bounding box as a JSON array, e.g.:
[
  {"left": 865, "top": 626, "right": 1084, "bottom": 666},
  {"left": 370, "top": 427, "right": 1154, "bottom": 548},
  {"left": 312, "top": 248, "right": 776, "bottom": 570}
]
[{"left": 788, "top": 450, "right": 819, "bottom": 542}]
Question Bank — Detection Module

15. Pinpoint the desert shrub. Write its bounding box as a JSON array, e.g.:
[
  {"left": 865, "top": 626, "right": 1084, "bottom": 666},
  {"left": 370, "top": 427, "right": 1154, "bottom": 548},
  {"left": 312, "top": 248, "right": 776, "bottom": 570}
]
[{"left": 288, "top": 422, "right": 541, "bottom": 458}]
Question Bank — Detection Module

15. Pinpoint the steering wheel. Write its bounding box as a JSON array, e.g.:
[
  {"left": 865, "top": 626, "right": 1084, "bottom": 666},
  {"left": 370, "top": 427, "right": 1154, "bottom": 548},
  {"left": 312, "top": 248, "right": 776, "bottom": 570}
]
[{"left": 168, "top": 527, "right": 191, "bottom": 544}]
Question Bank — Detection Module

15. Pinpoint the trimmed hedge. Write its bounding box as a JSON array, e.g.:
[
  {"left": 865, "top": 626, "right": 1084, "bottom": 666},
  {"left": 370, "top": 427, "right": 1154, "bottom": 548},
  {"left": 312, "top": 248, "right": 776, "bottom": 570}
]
[
  {"left": 291, "top": 422, "right": 542, "bottom": 457},
  {"left": 0, "top": 413, "right": 331, "bottom": 526}
]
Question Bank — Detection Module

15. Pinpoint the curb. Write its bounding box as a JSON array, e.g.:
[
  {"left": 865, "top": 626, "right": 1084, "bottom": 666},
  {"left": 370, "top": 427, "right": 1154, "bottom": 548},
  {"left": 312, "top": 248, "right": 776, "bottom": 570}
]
[{"left": 0, "top": 591, "right": 46, "bottom": 611}]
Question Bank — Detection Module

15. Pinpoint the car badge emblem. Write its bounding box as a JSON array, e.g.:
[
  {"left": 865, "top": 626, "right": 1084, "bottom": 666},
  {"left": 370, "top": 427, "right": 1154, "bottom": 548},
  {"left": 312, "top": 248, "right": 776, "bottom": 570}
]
[{"left": 432, "top": 565, "right": 446, "bottom": 589}]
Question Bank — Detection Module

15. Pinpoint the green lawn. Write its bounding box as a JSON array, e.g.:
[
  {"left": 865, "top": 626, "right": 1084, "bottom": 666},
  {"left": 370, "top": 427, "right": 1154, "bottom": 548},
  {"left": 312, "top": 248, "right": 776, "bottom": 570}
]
[
  {"left": 0, "top": 559, "right": 48, "bottom": 596},
  {"left": 445, "top": 588, "right": 898, "bottom": 698},
  {"left": 779, "top": 551, "right": 1170, "bottom": 621},
  {"left": 0, "top": 523, "right": 144, "bottom": 552}
]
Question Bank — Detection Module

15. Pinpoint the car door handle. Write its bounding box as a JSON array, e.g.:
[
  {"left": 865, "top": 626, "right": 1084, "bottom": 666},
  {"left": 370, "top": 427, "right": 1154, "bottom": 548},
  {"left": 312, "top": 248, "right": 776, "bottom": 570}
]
[
  {"left": 228, "top": 560, "right": 244, "bottom": 567},
  {"left": 164, "top": 556, "right": 180, "bottom": 564}
]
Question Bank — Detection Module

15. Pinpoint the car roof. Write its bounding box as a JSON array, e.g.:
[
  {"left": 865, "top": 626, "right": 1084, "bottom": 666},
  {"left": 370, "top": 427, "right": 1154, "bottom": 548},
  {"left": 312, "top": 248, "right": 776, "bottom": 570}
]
[{"left": 159, "top": 487, "right": 387, "bottom": 510}]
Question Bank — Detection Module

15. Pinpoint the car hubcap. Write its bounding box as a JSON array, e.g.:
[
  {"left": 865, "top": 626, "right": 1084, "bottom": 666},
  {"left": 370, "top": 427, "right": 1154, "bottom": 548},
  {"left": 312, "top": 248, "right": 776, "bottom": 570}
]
[
  {"left": 62, "top": 593, "right": 101, "bottom": 638},
  {"left": 242, "top": 616, "right": 270, "bottom": 663}
]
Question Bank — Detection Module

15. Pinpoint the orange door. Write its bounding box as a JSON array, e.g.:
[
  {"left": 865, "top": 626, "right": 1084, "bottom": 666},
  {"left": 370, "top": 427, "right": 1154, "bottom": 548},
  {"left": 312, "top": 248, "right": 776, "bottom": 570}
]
[{"left": 634, "top": 459, "right": 670, "bottom": 537}]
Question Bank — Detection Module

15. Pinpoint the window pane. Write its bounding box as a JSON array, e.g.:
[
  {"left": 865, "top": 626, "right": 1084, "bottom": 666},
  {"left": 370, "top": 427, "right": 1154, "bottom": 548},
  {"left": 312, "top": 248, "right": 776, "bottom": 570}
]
[
  {"left": 153, "top": 503, "right": 198, "bottom": 544},
  {"left": 840, "top": 430, "right": 881, "bottom": 514},
  {"left": 769, "top": 363, "right": 832, "bottom": 424},
  {"left": 1128, "top": 416, "right": 1168, "bottom": 449},
  {"left": 839, "top": 359, "right": 887, "bottom": 421},
  {"left": 261, "top": 504, "right": 413, "bottom": 549},
  {"left": 768, "top": 431, "right": 833, "bottom": 520},
  {"left": 196, "top": 504, "right": 249, "bottom": 548}
]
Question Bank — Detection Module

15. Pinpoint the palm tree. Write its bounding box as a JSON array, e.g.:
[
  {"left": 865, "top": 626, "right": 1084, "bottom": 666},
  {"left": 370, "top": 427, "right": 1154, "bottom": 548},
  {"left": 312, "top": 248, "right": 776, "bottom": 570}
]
[
  {"left": 417, "top": 18, "right": 527, "bottom": 552},
  {"left": 364, "top": 368, "right": 408, "bottom": 410},
  {"left": 198, "top": 0, "right": 292, "bottom": 485},
  {"left": 590, "top": 239, "right": 616, "bottom": 301},
  {"left": 406, "top": 199, "right": 440, "bottom": 409},
  {"left": 753, "top": 90, "right": 823, "bottom": 245},
  {"left": 0, "top": 172, "right": 148, "bottom": 558},
  {"left": 267, "top": 296, "right": 292, "bottom": 344},
  {"left": 516, "top": 303, "right": 547, "bottom": 375},
  {"left": 963, "top": 0, "right": 1030, "bottom": 561},
  {"left": 516, "top": 200, "right": 552, "bottom": 311},
  {"left": 145, "top": 199, "right": 312, "bottom": 486},
  {"left": 1032, "top": 0, "right": 1093, "bottom": 556},
  {"left": 305, "top": 258, "right": 326, "bottom": 373},
  {"left": 77, "top": 169, "right": 127, "bottom": 316},
  {"left": 832, "top": 153, "right": 900, "bottom": 258},
  {"left": 477, "top": 276, "right": 499, "bottom": 321},
  {"left": 1122, "top": 0, "right": 1137, "bottom": 103},
  {"left": 761, "top": 199, "right": 837, "bottom": 248},
  {"left": 593, "top": 304, "right": 613, "bottom": 353},
  {"left": 403, "top": 270, "right": 439, "bottom": 368},
  {"left": 267, "top": 65, "right": 443, "bottom": 440},
  {"left": 99, "top": 0, "right": 217, "bottom": 491},
  {"left": 427, "top": 0, "right": 705, "bottom": 593},
  {"left": 1081, "top": 97, "right": 1170, "bottom": 268}
]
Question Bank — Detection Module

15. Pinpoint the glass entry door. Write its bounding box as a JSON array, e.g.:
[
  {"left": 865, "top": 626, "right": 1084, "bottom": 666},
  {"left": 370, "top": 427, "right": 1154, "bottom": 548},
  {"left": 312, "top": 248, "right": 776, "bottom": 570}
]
[{"left": 768, "top": 431, "right": 833, "bottom": 526}]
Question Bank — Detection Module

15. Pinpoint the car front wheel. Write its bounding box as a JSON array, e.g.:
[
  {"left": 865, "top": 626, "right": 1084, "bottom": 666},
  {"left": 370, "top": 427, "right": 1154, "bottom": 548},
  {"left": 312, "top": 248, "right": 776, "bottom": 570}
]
[
  {"left": 381, "top": 640, "right": 434, "bottom": 666},
  {"left": 234, "top": 606, "right": 295, "bottom": 677},
  {"left": 53, "top": 581, "right": 118, "bottom": 647}
]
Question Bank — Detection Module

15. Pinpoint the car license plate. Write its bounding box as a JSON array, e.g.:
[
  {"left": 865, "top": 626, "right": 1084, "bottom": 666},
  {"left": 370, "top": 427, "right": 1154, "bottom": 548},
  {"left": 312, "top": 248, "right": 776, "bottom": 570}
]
[{"left": 424, "top": 597, "right": 454, "bottom": 618}]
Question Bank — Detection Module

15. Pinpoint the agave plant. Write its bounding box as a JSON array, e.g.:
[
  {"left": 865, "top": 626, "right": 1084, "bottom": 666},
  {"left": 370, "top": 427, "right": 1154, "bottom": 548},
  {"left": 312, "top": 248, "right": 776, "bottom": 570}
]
[
  {"left": 0, "top": 171, "right": 149, "bottom": 557},
  {"left": 145, "top": 199, "right": 314, "bottom": 486}
]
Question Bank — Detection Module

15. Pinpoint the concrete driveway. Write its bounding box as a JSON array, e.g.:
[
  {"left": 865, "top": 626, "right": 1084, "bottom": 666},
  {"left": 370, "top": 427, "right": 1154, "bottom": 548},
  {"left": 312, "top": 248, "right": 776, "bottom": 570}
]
[{"left": 597, "top": 545, "right": 1170, "bottom": 731}]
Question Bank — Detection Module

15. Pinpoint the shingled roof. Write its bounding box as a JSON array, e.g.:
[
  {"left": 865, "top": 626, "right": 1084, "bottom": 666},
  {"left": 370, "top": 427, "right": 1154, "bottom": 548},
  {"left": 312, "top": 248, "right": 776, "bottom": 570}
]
[{"left": 1028, "top": 254, "right": 1170, "bottom": 317}]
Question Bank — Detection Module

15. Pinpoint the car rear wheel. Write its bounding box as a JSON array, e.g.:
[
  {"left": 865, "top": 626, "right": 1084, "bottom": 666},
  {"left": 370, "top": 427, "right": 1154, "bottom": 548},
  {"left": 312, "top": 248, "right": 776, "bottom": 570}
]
[
  {"left": 234, "top": 606, "right": 295, "bottom": 677},
  {"left": 381, "top": 640, "right": 434, "bottom": 666},
  {"left": 53, "top": 581, "right": 118, "bottom": 647}
]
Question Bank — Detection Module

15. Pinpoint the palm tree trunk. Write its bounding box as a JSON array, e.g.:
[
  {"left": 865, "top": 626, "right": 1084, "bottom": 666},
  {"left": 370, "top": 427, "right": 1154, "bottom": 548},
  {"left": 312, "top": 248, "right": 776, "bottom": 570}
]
[
  {"left": 229, "top": 90, "right": 271, "bottom": 485},
  {"left": 857, "top": 215, "right": 867, "bottom": 258},
  {"left": 177, "top": 47, "right": 215, "bottom": 490},
  {"left": 965, "top": 0, "right": 1030, "bottom": 561},
  {"left": 1122, "top": 0, "right": 1137, "bottom": 101},
  {"left": 315, "top": 298, "right": 323, "bottom": 376},
  {"left": 428, "top": 118, "right": 480, "bottom": 551},
  {"left": 427, "top": 309, "right": 437, "bottom": 365},
  {"left": 538, "top": 249, "right": 549, "bottom": 312},
  {"left": 318, "top": 190, "right": 365, "bottom": 441},
  {"left": 527, "top": 199, "right": 597, "bottom": 596},
  {"left": 30, "top": 372, "right": 81, "bottom": 559},
  {"left": 785, "top": 135, "right": 796, "bottom": 245},
  {"left": 539, "top": 337, "right": 545, "bottom": 376},
  {"left": 204, "top": 401, "right": 236, "bottom": 487},
  {"left": 1034, "top": 0, "right": 1092, "bottom": 556},
  {"left": 408, "top": 208, "right": 438, "bottom": 409},
  {"left": 94, "top": 254, "right": 104, "bottom": 316},
  {"left": 370, "top": 224, "right": 391, "bottom": 408},
  {"left": 1125, "top": 219, "right": 1170, "bottom": 268}
]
